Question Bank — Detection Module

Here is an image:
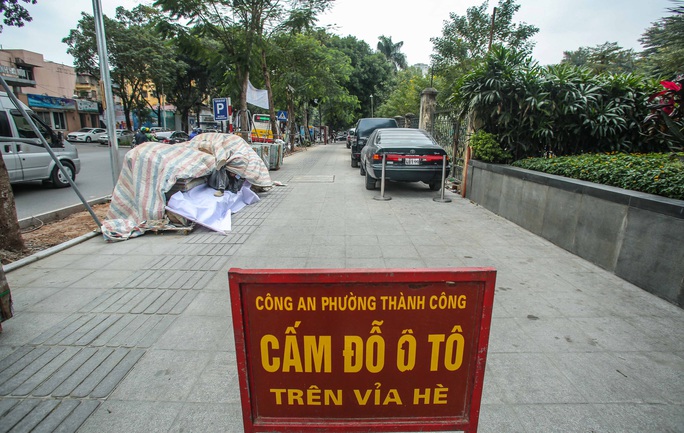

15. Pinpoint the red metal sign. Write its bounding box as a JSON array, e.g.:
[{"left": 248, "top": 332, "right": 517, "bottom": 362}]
[{"left": 229, "top": 268, "right": 496, "bottom": 433}]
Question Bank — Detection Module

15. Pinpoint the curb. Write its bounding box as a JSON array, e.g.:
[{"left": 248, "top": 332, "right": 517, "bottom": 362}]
[{"left": 4, "top": 231, "right": 101, "bottom": 273}]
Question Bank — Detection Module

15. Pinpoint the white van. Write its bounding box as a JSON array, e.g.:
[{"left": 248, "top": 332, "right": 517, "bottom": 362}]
[{"left": 0, "top": 92, "right": 80, "bottom": 188}]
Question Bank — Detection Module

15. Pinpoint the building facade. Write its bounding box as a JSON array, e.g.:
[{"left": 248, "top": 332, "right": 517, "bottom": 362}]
[{"left": 0, "top": 49, "right": 106, "bottom": 134}]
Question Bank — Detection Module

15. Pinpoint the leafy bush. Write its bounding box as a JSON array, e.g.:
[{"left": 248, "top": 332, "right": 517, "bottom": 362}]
[
  {"left": 453, "top": 47, "right": 666, "bottom": 160},
  {"left": 469, "top": 130, "right": 511, "bottom": 163},
  {"left": 512, "top": 153, "right": 684, "bottom": 200}
]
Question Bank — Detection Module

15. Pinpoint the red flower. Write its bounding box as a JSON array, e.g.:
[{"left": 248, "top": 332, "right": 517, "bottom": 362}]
[{"left": 660, "top": 81, "right": 682, "bottom": 92}]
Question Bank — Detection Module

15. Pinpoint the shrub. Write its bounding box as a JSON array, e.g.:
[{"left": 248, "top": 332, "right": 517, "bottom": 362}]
[
  {"left": 512, "top": 152, "right": 684, "bottom": 200},
  {"left": 469, "top": 130, "right": 511, "bottom": 163},
  {"left": 454, "top": 47, "right": 666, "bottom": 160}
]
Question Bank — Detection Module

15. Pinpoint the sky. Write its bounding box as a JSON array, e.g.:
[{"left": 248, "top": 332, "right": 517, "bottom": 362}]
[{"left": 0, "top": 0, "right": 676, "bottom": 67}]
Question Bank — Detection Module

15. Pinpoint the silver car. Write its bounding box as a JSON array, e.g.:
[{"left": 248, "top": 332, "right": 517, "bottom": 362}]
[
  {"left": 66, "top": 127, "right": 106, "bottom": 143},
  {"left": 0, "top": 92, "right": 80, "bottom": 188},
  {"left": 98, "top": 129, "right": 134, "bottom": 146}
]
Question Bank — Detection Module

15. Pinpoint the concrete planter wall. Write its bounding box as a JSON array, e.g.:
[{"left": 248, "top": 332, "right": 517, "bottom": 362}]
[{"left": 466, "top": 160, "right": 684, "bottom": 306}]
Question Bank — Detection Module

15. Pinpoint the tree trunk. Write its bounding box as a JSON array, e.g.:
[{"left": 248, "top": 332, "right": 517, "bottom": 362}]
[
  {"left": 0, "top": 265, "right": 13, "bottom": 331},
  {"left": 287, "top": 91, "right": 296, "bottom": 147},
  {"left": 0, "top": 153, "right": 24, "bottom": 252},
  {"left": 240, "top": 70, "right": 250, "bottom": 142},
  {"left": 261, "top": 48, "right": 278, "bottom": 140}
]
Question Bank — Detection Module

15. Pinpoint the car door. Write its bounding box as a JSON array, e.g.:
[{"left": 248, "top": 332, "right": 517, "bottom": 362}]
[{"left": 0, "top": 110, "right": 22, "bottom": 182}]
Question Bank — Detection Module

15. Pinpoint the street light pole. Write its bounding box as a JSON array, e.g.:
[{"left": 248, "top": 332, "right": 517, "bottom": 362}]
[
  {"left": 92, "top": 0, "right": 120, "bottom": 188},
  {"left": 370, "top": 94, "right": 374, "bottom": 117}
]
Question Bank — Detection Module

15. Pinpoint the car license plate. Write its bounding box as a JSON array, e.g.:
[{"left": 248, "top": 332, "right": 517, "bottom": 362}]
[{"left": 404, "top": 157, "right": 420, "bottom": 165}]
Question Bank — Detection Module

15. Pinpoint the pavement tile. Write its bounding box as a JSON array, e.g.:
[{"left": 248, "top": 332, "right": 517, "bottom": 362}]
[
  {"left": 78, "top": 401, "right": 182, "bottom": 433},
  {"left": 155, "top": 316, "right": 233, "bottom": 352},
  {"left": 168, "top": 402, "right": 243, "bottom": 433}
]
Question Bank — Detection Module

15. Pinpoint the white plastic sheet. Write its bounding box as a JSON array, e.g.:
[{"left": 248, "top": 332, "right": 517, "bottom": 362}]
[{"left": 165, "top": 182, "right": 260, "bottom": 235}]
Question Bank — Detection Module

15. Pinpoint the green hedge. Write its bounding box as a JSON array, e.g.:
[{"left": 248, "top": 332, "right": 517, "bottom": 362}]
[{"left": 511, "top": 153, "right": 684, "bottom": 200}]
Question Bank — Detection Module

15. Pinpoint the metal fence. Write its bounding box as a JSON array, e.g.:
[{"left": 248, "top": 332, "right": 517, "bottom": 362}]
[{"left": 430, "top": 110, "right": 468, "bottom": 182}]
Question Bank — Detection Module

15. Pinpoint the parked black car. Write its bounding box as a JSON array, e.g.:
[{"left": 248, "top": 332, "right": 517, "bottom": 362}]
[
  {"left": 155, "top": 131, "right": 190, "bottom": 144},
  {"left": 360, "top": 128, "right": 450, "bottom": 191},
  {"left": 351, "top": 118, "right": 397, "bottom": 167}
]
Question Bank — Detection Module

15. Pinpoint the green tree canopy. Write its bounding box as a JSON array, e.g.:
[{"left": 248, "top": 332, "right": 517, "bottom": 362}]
[
  {"left": 640, "top": 2, "right": 684, "bottom": 78},
  {"left": 322, "top": 33, "right": 394, "bottom": 119},
  {"left": 561, "top": 42, "right": 638, "bottom": 74},
  {"left": 63, "top": 5, "right": 174, "bottom": 129},
  {"left": 0, "top": 0, "right": 35, "bottom": 32},
  {"left": 376, "top": 66, "right": 430, "bottom": 118},
  {"left": 431, "top": 0, "right": 538, "bottom": 74}
]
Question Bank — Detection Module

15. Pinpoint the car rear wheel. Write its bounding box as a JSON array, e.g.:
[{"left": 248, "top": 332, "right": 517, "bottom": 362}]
[
  {"left": 365, "top": 172, "right": 376, "bottom": 190},
  {"left": 428, "top": 181, "right": 441, "bottom": 191},
  {"left": 51, "top": 161, "right": 75, "bottom": 188},
  {"left": 351, "top": 158, "right": 358, "bottom": 168}
]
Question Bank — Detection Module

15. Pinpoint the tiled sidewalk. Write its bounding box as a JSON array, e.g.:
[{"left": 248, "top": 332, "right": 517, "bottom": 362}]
[{"left": 1, "top": 142, "right": 682, "bottom": 432}]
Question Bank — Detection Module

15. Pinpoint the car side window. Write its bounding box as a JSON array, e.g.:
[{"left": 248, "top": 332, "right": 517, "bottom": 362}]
[
  {"left": 0, "top": 111, "right": 12, "bottom": 137},
  {"left": 11, "top": 112, "right": 45, "bottom": 139}
]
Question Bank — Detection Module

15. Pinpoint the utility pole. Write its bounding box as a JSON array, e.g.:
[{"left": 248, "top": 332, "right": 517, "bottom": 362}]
[{"left": 92, "top": 0, "right": 120, "bottom": 188}]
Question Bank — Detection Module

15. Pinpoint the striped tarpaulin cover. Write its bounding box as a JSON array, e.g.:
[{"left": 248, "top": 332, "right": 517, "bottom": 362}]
[
  {"left": 188, "top": 133, "right": 273, "bottom": 187},
  {"left": 106, "top": 141, "right": 217, "bottom": 222},
  {"left": 106, "top": 133, "right": 273, "bottom": 224}
]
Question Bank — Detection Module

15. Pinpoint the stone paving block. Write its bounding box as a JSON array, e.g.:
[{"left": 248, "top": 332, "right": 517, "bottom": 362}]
[
  {"left": 513, "top": 403, "right": 606, "bottom": 432},
  {"left": 184, "top": 291, "right": 231, "bottom": 317},
  {"left": 7, "top": 398, "right": 60, "bottom": 432},
  {"left": 592, "top": 403, "right": 684, "bottom": 432},
  {"left": 135, "top": 316, "right": 177, "bottom": 348},
  {"left": 11, "top": 347, "right": 80, "bottom": 396},
  {"left": 89, "top": 316, "right": 136, "bottom": 347},
  {"left": 155, "top": 316, "right": 233, "bottom": 352},
  {"left": 487, "top": 353, "right": 585, "bottom": 404},
  {"left": 168, "top": 402, "right": 243, "bottom": 433},
  {"left": 71, "top": 348, "right": 130, "bottom": 398},
  {"left": 29, "top": 399, "right": 79, "bottom": 433},
  {"left": 90, "top": 349, "right": 145, "bottom": 398},
  {"left": 78, "top": 401, "right": 181, "bottom": 433},
  {"left": 186, "top": 352, "right": 240, "bottom": 404},
  {"left": 32, "top": 347, "right": 98, "bottom": 397},
  {"left": 549, "top": 352, "right": 667, "bottom": 403},
  {"left": 0, "top": 347, "right": 66, "bottom": 396},
  {"left": 478, "top": 404, "right": 525, "bottom": 433},
  {"left": 0, "top": 398, "right": 41, "bottom": 432},
  {"left": 51, "top": 348, "right": 115, "bottom": 398},
  {"left": 38, "top": 399, "right": 99, "bottom": 433},
  {"left": 515, "top": 316, "right": 604, "bottom": 353},
  {"left": 110, "top": 350, "right": 212, "bottom": 402}
]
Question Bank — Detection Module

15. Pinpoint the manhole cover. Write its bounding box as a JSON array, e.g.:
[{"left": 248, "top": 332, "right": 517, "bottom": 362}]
[{"left": 289, "top": 175, "right": 335, "bottom": 183}]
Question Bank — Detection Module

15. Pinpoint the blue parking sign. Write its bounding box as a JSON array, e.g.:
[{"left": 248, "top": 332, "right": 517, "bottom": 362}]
[{"left": 213, "top": 98, "right": 228, "bottom": 121}]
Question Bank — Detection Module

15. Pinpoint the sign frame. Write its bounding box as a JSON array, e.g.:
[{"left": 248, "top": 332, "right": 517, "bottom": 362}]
[
  {"left": 213, "top": 97, "right": 229, "bottom": 121},
  {"left": 229, "top": 267, "right": 496, "bottom": 433}
]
